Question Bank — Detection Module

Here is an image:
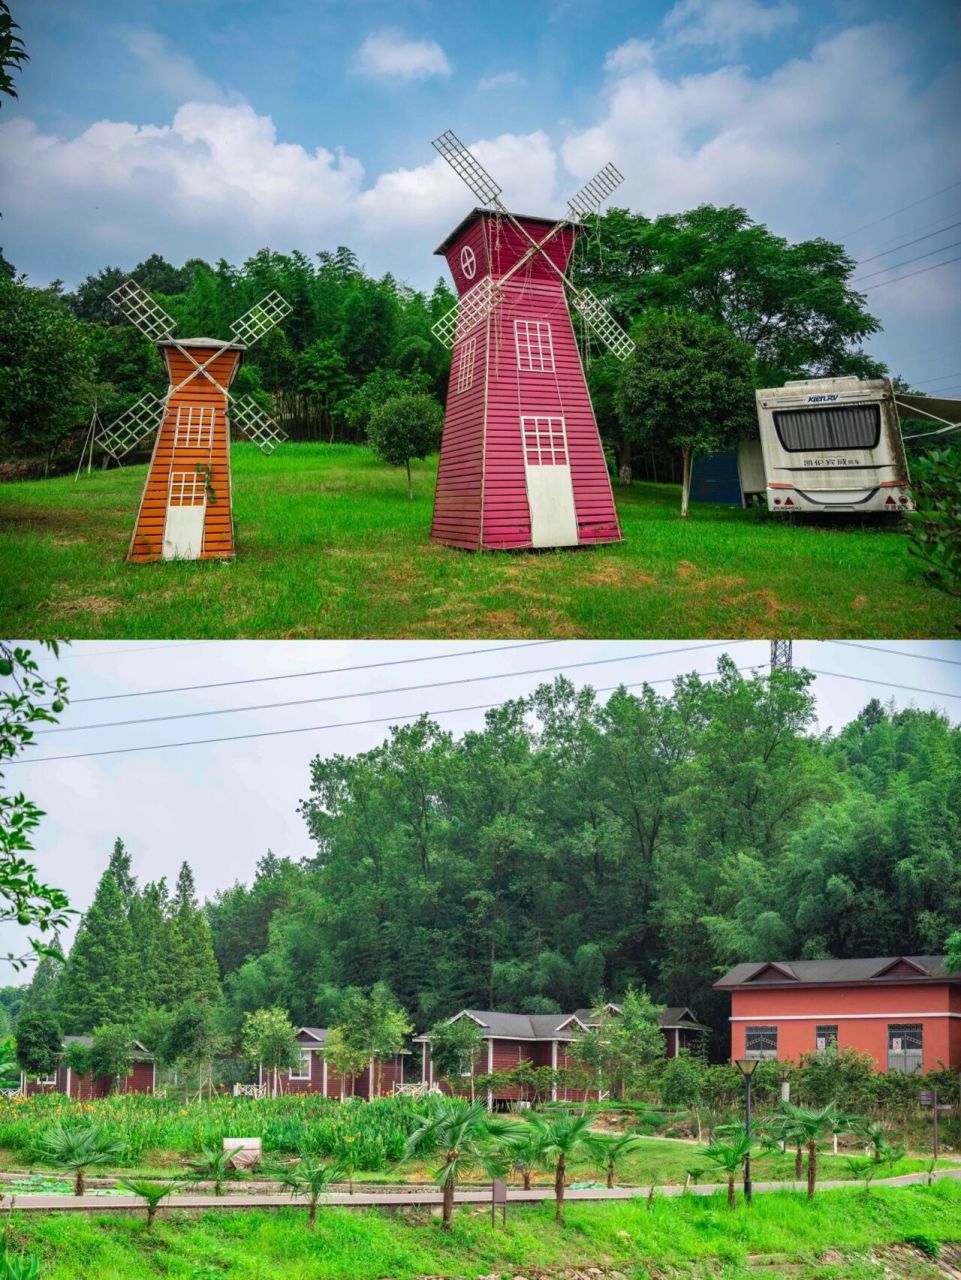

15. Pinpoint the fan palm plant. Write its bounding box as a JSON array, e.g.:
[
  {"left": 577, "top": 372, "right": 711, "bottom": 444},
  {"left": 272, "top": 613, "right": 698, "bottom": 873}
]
[
  {"left": 777, "top": 1100, "right": 842, "bottom": 1200},
  {"left": 509, "top": 1125, "right": 546, "bottom": 1191},
  {"left": 597, "top": 1131, "right": 646, "bottom": 1189},
  {"left": 270, "top": 1155, "right": 344, "bottom": 1230},
  {"left": 698, "top": 1124, "right": 755, "bottom": 1210},
  {"left": 34, "top": 1122, "right": 125, "bottom": 1196},
  {"left": 185, "top": 1146, "right": 245, "bottom": 1196},
  {"left": 523, "top": 1110, "right": 605, "bottom": 1225},
  {"left": 118, "top": 1178, "right": 177, "bottom": 1231},
  {"left": 404, "top": 1097, "right": 526, "bottom": 1231}
]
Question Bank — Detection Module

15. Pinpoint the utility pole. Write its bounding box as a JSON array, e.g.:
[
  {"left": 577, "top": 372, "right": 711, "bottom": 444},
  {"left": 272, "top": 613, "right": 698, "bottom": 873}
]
[{"left": 770, "top": 641, "right": 793, "bottom": 672}]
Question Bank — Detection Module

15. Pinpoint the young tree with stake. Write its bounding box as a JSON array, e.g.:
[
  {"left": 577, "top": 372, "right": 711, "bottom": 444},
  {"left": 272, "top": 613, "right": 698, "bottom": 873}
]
[{"left": 367, "top": 393, "right": 443, "bottom": 499}]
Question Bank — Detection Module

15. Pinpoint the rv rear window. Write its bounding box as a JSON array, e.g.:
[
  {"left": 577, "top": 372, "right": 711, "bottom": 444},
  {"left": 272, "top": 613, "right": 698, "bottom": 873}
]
[{"left": 772, "top": 404, "right": 881, "bottom": 452}]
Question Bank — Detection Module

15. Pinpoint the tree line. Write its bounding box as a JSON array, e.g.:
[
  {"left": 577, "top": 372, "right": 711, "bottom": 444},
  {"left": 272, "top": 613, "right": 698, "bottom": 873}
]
[{"left": 12, "top": 661, "right": 958, "bottom": 1065}]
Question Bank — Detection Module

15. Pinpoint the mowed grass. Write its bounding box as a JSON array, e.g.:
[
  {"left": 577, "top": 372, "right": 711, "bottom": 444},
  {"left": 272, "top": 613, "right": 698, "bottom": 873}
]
[
  {"left": 9, "top": 1183, "right": 961, "bottom": 1279},
  {"left": 1, "top": 443, "right": 956, "bottom": 638}
]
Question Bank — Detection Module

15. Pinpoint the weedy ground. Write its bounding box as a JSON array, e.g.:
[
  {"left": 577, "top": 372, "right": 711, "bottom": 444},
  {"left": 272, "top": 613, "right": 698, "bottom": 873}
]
[
  {"left": 6, "top": 1182, "right": 961, "bottom": 1279},
  {"left": 1, "top": 444, "right": 956, "bottom": 638}
]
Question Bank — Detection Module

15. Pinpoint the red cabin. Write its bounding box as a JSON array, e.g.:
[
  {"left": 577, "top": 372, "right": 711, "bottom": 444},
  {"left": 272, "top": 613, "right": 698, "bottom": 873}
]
[
  {"left": 21, "top": 1036, "right": 155, "bottom": 1098},
  {"left": 431, "top": 209, "right": 622, "bottom": 551},
  {"left": 259, "top": 1027, "right": 405, "bottom": 1099},
  {"left": 715, "top": 955, "right": 961, "bottom": 1073}
]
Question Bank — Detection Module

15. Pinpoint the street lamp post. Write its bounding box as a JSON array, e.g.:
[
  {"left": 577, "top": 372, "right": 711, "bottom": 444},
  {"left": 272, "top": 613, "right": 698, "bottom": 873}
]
[{"left": 735, "top": 1057, "right": 759, "bottom": 1205}]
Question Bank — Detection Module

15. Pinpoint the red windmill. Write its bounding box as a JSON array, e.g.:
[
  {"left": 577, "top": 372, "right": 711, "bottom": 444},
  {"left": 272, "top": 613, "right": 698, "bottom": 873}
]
[{"left": 429, "top": 130, "right": 634, "bottom": 551}]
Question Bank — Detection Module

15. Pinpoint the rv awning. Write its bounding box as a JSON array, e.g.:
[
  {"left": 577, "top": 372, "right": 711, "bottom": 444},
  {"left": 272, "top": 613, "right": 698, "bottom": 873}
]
[{"left": 895, "top": 394, "right": 961, "bottom": 435}]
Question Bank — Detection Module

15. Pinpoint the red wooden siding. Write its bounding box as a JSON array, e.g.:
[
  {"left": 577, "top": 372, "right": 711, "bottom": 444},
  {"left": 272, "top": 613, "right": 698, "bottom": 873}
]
[
  {"left": 127, "top": 344, "right": 240, "bottom": 562},
  {"left": 431, "top": 210, "right": 621, "bottom": 551}
]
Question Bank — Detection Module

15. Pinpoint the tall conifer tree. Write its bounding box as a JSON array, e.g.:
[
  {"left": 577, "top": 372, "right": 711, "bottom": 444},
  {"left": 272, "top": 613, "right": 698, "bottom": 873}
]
[
  {"left": 58, "top": 870, "right": 135, "bottom": 1032},
  {"left": 169, "top": 863, "right": 220, "bottom": 1007},
  {"left": 107, "top": 837, "right": 137, "bottom": 913},
  {"left": 129, "top": 879, "right": 173, "bottom": 1011}
]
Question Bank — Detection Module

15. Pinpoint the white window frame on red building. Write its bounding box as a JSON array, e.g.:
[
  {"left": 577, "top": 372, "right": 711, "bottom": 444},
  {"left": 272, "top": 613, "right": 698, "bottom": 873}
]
[
  {"left": 288, "top": 1049, "right": 312, "bottom": 1081},
  {"left": 521, "top": 415, "right": 569, "bottom": 466},
  {"left": 457, "top": 337, "right": 476, "bottom": 393},
  {"left": 514, "top": 319, "right": 555, "bottom": 373}
]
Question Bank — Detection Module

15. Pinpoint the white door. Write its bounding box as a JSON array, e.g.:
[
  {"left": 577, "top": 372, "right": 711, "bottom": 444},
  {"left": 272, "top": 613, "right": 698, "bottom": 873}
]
[
  {"left": 163, "top": 470, "right": 207, "bottom": 560},
  {"left": 521, "top": 416, "right": 578, "bottom": 547}
]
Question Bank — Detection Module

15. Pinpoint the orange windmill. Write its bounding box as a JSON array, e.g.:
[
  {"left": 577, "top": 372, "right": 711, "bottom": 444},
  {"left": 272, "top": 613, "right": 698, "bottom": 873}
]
[{"left": 104, "top": 281, "right": 291, "bottom": 562}]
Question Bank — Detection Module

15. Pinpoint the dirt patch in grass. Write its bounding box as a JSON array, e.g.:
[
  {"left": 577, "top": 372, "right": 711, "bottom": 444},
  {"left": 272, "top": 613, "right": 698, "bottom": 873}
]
[
  {"left": 49, "top": 593, "right": 119, "bottom": 620},
  {"left": 577, "top": 562, "right": 657, "bottom": 589}
]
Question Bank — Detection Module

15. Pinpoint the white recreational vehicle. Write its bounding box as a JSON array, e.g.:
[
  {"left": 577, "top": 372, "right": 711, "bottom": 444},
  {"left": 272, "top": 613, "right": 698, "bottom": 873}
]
[{"left": 754, "top": 376, "right": 913, "bottom": 515}]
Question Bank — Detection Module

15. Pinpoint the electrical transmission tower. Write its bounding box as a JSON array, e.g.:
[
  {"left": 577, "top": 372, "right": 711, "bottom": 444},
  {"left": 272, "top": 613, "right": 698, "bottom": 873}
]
[{"left": 770, "top": 641, "right": 793, "bottom": 672}]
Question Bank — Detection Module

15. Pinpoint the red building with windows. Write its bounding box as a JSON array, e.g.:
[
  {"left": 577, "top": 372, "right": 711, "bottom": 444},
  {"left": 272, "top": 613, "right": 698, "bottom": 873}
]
[
  {"left": 430, "top": 209, "right": 621, "bottom": 551},
  {"left": 21, "top": 1036, "right": 155, "bottom": 1098},
  {"left": 715, "top": 956, "right": 961, "bottom": 1073},
  {"left": 261, "top": 1027, "right": 405, "bottom": 1098}
]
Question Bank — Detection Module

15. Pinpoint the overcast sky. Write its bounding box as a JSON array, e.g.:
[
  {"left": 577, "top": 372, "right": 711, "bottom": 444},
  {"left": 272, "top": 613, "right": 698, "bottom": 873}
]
[
  {"left": 0, "top": 1, "right": 959, "bottom": 392},
  {"left": 3, "top": 637, "right": 960, "bottom": 971}
]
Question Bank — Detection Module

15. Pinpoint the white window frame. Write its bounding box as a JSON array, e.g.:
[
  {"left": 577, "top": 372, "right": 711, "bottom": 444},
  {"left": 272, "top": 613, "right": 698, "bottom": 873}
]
[
  {"left": 35, "top": 1070, "right": 57, "bottom": 1087},
  {"left": 457, "top": 337, "right": 476, "bottom": 394},
  {"left": 289, "top": 1049, "right": 312, "bottom": 1081},
  {"left": 514, "top": 319, "right": 555, "bottom": 373},
  {"left": 745, "top": 1025, "right": 778, "bottom": 1059},
  {"left": 173, "top": 405, "right": 214, "bottom": 448},
  {"left": 168, "top": 470, "right": 207, "bottom": 507},
  {"left": 521, "top": 415, "right": 568, "bottom": 467},
  {"left": 460, "top": 245, "right": 477, "bottom": 280}
]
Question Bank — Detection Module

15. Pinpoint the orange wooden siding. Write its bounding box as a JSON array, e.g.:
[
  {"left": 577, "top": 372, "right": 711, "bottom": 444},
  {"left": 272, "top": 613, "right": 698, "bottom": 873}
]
[{"left": 127, "top": 345, "right": 241, "bottom": 563}]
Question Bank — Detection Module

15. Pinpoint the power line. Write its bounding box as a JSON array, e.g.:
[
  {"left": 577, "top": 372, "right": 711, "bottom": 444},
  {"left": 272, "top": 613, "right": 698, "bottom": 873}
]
[
  {"left": 827, "top": 641, "right": 961, "bottom": 667},
  {"left": 69, "top": 642, "right": 209, "bottom": 659},
  {"left": 11, "top": 665, "right": 961, "bottom": 767},
  {"left": 911, "top": 372, "right": 961, "bottom": 388},
  {"left": 67, "top": 639, "right": 739, "bottom": 706},
  {"left": 852, "top": 238, "right": 961, "bottom": 284},
  {"left": 844, "top": 179, "right": 961, "bottom": 238},
  {"left": 8, "top": 666, "right": 763, "bottom": 766},
  {"left": 69, "top": 641, "right": 558, "bottom": 703},
  {"left": 35, "top": 642, "right": 753, "bottom": 735},
  {"left": 856, "top": 218, "right": 961, "bottom": 265},
  {"left": 862, "top": 253, "right": 961, "bottom": 291}
]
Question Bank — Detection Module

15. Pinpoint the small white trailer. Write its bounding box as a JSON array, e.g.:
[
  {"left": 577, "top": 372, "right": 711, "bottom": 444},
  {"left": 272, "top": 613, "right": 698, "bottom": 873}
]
[{"left": 754, "top": 376, "right": 913, "bottom": 515}]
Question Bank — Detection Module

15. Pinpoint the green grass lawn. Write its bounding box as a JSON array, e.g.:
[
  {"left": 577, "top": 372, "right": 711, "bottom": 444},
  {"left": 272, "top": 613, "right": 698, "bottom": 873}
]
[
  {"left": 1, "top": 443, "right": 956, "bottom": 638},
  {"left": 8, "top": 1182, "right": 961, "bottom": 1278}
]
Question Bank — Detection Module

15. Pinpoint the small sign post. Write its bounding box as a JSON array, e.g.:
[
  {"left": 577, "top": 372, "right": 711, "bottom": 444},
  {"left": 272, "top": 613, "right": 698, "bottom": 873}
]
[
  {"left": 919, "top": 1089, "right": 939, "bottom": 1160},
  {"left": 491, "top": 1178, "right": 507, "bottom": 1228}
]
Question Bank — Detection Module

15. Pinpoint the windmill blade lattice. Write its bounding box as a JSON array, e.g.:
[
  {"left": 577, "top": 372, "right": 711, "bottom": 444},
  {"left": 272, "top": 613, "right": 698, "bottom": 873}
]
[
  {"left": 567, "top": 163, "right": 624, "bottom": 221},
  {"left": 432, "top": 130, "right": 503, "bottom": 205},
  {"left": 570, "top": 289, "right": 635, "bottom": 360},
  {"left": 230, "top": 292, "right": 293, "bottom": 346},
  {"left": 99, "top": 393, "right": 166, "bottom": 460},
  {"left": 229, "top": 396, "right": 287, "bottom": 455},
  {"left": 431, "top": 277, "right": 501, "bottom": 348},
  {"left": 109, "top": 280, "right": 176, "bottom": 341}
]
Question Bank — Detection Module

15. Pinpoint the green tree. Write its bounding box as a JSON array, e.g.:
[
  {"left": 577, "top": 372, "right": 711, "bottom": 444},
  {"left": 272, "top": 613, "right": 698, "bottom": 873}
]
[
  {"left": 128, "top": 879, "right": 174, "bottom": 1012},
  {"left": 367, "top": 393, "right": 443, "bottom": 498},
  {"left": 62, "top": 1038, "right": 93, "bottom": 1084},
  {"left": 168, "top": 862, "right": 221, "bottom": 1007},
  {"left": 332, "top": 982, "right": 412, "bottom": 1097},
  {"left": 598, "top": 1130, "right": 646, "bottom": 1188},
  {"left": 947, "top": 929, "right": 961, "bottom": 974},
  {"left": 0, "top": 275, "right": 95, "bottom": 464},
  {"left": 427, "top": 1016, "right": 486, "bottom": 1101},
  {"left": 775, "top": 1100, "right": 841, "bottom": 1200},
  {"left": 117, "top": 1178, "right": 176, "bottom": 1231},
  {"left": 106, "top": 838, "right": 137, "bottom": 913},
  {"left": 20, "top": 939, "right": 63, "bottom": 1017},
  {"left": 569, "top": 989, "right": 665, "bottom": 1101},
  {"left": 697, "top": 1124, "right": 756, "bottom": 1209},
  {"left": 14, "top": 1010, "right": 60, "bottom": 1079},
  {"left": 0, "top": 643, "right": 72, "bottom": 967},
  {"left": 614, "top": 308, "right": 755, "bottom": 516},
  {"left": 162, "top": 1000, "right": 228, "bottom": 1100},
  {"left": 35, "top": 1122, "right": 124, "bottom": 1195},
  {"left": 658, "top": 1052, "right": 709, "bottom": 1142},
  {"left": 404, "top": 1097, "right": 525, "bottom": 1230},
  {"left": 58, "top": 869, "right": 135, "bottom": 1031},
  {"left": 271, "top": 1154, "right": 344, "bottom": 1230},
  {"left": 0, "top": 1, "right": 28, "bottom": 102},
  {"left": 90, "top": 1024, "right": 133, "bottom": 1090},
  {"left": 905, "top": 448, "right": 961, "bottom": 596},
  {"left": 240, "top": 1007, "right": 300, "bottom": 1097},
  {"left": 323, "top": 1025, "right": 370, "bottom": 1099},
  {"left": 524, "top": 1111, "right": 604, "bottom": 1225}
]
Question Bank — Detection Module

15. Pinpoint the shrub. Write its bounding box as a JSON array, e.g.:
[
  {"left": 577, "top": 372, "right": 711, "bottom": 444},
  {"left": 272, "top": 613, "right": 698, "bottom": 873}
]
[{"left": 906, "top": 448, "right": 961, "bottom": 594}]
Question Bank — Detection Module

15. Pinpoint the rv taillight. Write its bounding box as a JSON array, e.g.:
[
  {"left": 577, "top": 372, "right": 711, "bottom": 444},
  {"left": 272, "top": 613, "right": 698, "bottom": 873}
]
[
  {"left": 773, "top": 498, "right": 782, "bottom": 505},
  {"left": 784, "top": 497, "right": 794, "bottom": 507},
  {"left": 885, "top": 495, "right": 896, "bottom": 506},
  {"left": 899, "top": 496, "right": 909, "bottom": 505}
]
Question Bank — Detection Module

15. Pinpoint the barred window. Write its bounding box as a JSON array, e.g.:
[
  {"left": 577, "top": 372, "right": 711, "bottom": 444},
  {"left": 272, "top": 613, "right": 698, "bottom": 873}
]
[
  {"left": 815, "top": 1025, "right": 838, "bottom": 1051},
  {"left": 745, "top": 1025, "right": 778, "bottom": 1058},
  {"left": 173, "top": 405, "right": 214, "bottom": 448},
  {"left": 168, "top": 470, "right": 206, "bottom": 506},
  {"left": 457, "top": 337, "right": 476, "bottom": 393},
  {"left": 515, "top": 320, "right": 555, "bottom": 373}
]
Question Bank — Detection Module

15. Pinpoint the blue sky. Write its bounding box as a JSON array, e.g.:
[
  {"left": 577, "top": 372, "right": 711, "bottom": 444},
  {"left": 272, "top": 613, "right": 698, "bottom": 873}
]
[{"left": 1, "top": 0, "right": 960, "bottom": 389}]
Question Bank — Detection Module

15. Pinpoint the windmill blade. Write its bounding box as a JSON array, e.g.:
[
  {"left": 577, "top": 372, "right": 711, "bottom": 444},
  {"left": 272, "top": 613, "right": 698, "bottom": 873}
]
[
  {"left": 570, "top": 288, "right": 635, "bottom": 361},
  {"left": 432, "top": 129, "right": 503, "bottom": 206},
  {"left": 566, "top": 163, "right": 624, "bottom": 221},
  {"left": 98, "top": 393, "right": 165, "bottom": 460},
  {"left": 230, "top": 291, "right": 293, "bottom": 347},
  {"left": 229, "top": 395, "right": 287, "bottom": 455},
  {"left": 109, "top": 280, "right": 176, "bottom": 342},
  {"left": 430, "top": 277, "right": 501, "bottom": 349}
]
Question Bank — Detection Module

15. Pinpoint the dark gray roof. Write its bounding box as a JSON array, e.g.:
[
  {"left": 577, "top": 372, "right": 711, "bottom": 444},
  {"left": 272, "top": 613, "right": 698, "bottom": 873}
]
[
  {"left": 60, "top": 1035, "right": 152, "bottom": 1057},
  {"left": 715, "top": 956, "right": 956, "bottom": 989},
  {"left": 659, "top": 1007, "right": 710, "bottom": 1032},
  {"left": 297, "top": 1027, "right": 328, "bottom": 1045},
  {"left": 414, "top": 1009, "right": 584, "bottom": 1043},
  {"left": 434, "top": 208, "right": 574, "bottom": 257}
]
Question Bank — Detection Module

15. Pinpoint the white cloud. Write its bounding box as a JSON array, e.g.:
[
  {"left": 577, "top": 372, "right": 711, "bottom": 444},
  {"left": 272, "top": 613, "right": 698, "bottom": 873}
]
[
  {"left": 352, "top": 28, "right": 451, "bottom": 83},
  {"left": 604, "top": 39, "right": 656, "bottom": 73},
  {"left": 663, "top": 0, "right": 798, "bottom": 57},
  {"left": 118, "top": 28, "right": 228, "bottom": 104},
  {"left": 478, "top": 71, "right": 525, "bottom": 91}
]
